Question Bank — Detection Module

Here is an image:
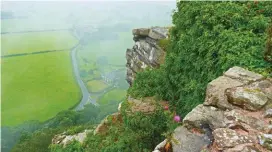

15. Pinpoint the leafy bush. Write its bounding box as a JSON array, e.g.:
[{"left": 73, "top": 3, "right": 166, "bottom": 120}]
[
  {"left": 264, "top": 23, "right": 272, "bottom": 63},
  {"left": 11, "top": 128, "right": 61, "bottom": 152},
  {"left": 129, "top": 1, "right": 272, "bottom": 117},
  {"left": 158, "top": 38, "right": 170, "bottom": 51},
  {"left": 50, "top": 140, "right": 84, "bottom": 152},
  {"left": 10, "top": 104, "right": 104, "bottom": 152},
  {"left": 81, "top": 101, "right": 174, "bottom": 152}
]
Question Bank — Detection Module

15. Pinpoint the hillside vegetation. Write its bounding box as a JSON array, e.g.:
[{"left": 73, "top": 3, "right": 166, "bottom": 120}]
[
  {"left": 9, "top": 1, "right": 272, "bottom": 152},
  {"left": 129, "top": 1, "right": 272, "bottom": 117}
]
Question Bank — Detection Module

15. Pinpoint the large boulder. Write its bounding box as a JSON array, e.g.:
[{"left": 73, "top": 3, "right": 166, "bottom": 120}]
[
  {"left": 132, "top": 28, "right": 150, "bottom": 36},
  {"left": 52, "top": 129, "right": 92, "bottom": 147},
  {"left": 171, "top": 126, "right": 210, "bottom": 152},
  {"left": 226, "top": 79, "right": 272, "bottom": 111},
  {"left": 213, "top": 128, "right": 255, "bottom": 150},
  {"left": 155, "top": 67, "right": 272, "bottom": 152},
  {"left": 226, "top": 86, "right": 269, "bottom": 111},
  {"left": 223, "top": 66, "right": 264, "bottom": 83},
  {"left": 224, "top": 109, "right": 266, "bottom": 131},
  {"left": 148, "top": 26, "right": 169, "bottom": 40},
  {"left": 204, "top": 76, "right": 243, "bottom": 110},
  {"left": 183, "top": 104, "right": 225, "bottom": 130}
]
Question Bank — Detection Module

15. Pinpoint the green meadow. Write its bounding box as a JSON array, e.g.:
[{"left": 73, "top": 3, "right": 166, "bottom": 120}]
[
  {"left": 1, "top": 19, "right": 72, "bottom": 33},
  {"left": 78, "top": 32, "right": 133, "bottom": 66},
  {"left": 1, "top": 51, "right": 81, "bottom": 126},
  {"left": 98, "top": 89, "right": 127, "bottom": 105},
  {"left": 1, "top": 31, "right": 78, "bottom": 56},
  {"left": 87, "top": 80, "right": 109, "bottom": 93}
]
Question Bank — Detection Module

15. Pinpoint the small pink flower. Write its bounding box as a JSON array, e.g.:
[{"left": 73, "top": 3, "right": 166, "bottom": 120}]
[
  {"left": 164, "top": 105, "right": 169, "bottom": 110},
  {"left": 174, "top": 115, "right": 181, "bottom": 123}
]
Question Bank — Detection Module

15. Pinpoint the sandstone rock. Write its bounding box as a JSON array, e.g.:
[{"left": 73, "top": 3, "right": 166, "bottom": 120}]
[
  {"left": 224, "top": 109, "right": 266, "bottom": 131},
  {"left": 226, "top": 86, "right": 268, "bottom": 111},
  {"left": 204, "top": 76, "right": 243, "bottom": 110},
  {"left": 250, "top": 80, "right": 272, "bottom": 99},
  {"left": 223, "top": 144, "right": 261, "bottom": 152},
  {"left": 213, "top": 128, "right": 255, "bottom": 150},
  {"left": 172, "top": 126, "right": 210, "bottom": 152},
  {"left": 62, "top": 130, "right": 91, "bottom": 146},
  {"left": 183, "top": 104, "right": 225, "bottom": 130},
  {"left": 132, "top": 28, "right": 150, "bottom": 36},
  {"left": 126, "top": 27, "right": 167, "bottom": 85},
  {"left": 52, "top": 135, "right": 66, "bottom": 144},
  {"left": 146, "top": 37, "right": 158, "bottom": 46},
  {"left": 52, "top": 130, "right": 92, "bottom": 147},
  {"left": 148, "top": 26, "right": 168, "bottom": 40},
  {"left": 223, "top": 66, "right": 264, "bottom": 84}
]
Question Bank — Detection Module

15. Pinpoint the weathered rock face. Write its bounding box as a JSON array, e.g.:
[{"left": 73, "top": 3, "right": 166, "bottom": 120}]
[
  {"left": 154, "top": 67, "right": 272, "bottom": 152},
  {"left": 93, "top": 112, "right": 122, "bottom": 135},
  {"left": 126, "top": 27, "right": 168, "bottom": 85},
  {"left": 52, "top": 129, "right": 92, "bottom": 147}
]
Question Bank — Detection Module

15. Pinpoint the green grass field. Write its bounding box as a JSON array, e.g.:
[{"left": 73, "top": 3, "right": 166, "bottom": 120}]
[
  {"left": 1, "top": 19, "right": 73, "bottom": 33},
  {"left": 1, "top": 51, "right": 81, "bottom": 126},
  {"left": 98, "top": 89, "right": 127, "bottom": 105},
  {"left": 77, "top": 32, "right": 133, "bottom": 66},
  {"left": 1, "top": 31, "right": 78, "bottom": 56},
  {"left": 87, "top": 80, "right": 108, "bottom": 92}
]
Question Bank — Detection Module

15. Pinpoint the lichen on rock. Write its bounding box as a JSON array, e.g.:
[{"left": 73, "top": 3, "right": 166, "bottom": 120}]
[{"left": 154, "top": 67, "right": 272, "bottom": 152}]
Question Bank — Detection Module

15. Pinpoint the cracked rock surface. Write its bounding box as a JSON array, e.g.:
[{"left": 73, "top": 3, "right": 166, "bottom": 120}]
[
  {"left": 154, "top": 67, "right": 272, "bottom": 152},
  {"left": 126, "top": 26, "right": 168, "bottom": 85}
]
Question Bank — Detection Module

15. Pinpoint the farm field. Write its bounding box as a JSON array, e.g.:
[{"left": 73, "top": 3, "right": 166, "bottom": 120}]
[
  {"left": 78, "top": 32, "right": 133, "bottom": 66},
  {"left": 1, "top": 31, "right": 78, "bottom": 56},
  {"left": 98, "top": 89, "right": 126, "bottom": 105},
  {"left": 87, "top": 80, "right": 109, "bottom": 93},
  {"left": 1, "top": 19, "right": 73, "bottom": 33},
  {"left": 1, "top": 51, "right": 81, "bottom": 126}
]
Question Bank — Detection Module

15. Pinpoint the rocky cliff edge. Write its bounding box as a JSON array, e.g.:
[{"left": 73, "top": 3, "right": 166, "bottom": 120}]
[
  {"left": 126, "top": 27, "right": 169, "bottom": 85},
  {"left": 154, "top": 66, "right": 272, "bottom": 152}
]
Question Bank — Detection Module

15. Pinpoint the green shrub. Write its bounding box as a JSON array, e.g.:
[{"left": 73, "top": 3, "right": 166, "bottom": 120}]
[
  {"left": 50, "top": 140, "right": 84, "bottom": 152},
  {"left": 82, "top": 102, "right": 171, "bottom": 152},
  {"left": 130, "top": 1, "right": 272, "bottom": 117},
  {"left": 158, "top": 38, "right": 170, "bottom": 51}
]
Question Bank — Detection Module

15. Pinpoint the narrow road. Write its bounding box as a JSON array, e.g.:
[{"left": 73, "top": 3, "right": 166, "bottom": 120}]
[
  {"left": 71, "top": 28, "right": 98, "bottom": 110},
  {"left": 71, "top": 44, "right": 97, "bottom": 110}
]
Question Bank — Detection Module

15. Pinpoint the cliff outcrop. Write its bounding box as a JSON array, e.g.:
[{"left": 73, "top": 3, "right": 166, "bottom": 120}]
[
  {"left": 52, "top": 26, "right": 271, "bottom": 152},
  {"left": 126, "top": 27, "right": 168, "bottom": 85},
  {"left": 154, "top": 66, "right": 272, "bottom": 152}
]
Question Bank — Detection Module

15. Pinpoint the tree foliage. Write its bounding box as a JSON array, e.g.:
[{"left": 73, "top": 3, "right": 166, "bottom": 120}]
[{"left": 10, "top": 104, "right": 103, "bottom": 152}]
